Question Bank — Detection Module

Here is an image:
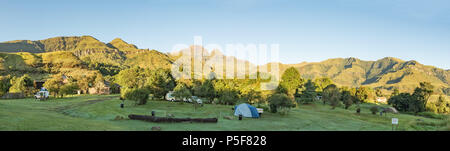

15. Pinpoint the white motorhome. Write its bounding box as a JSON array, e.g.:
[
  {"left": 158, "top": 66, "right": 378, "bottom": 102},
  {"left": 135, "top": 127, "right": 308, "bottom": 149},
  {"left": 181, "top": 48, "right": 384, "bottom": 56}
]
[
  {"left": 35, "top": 87, "right": 49, "bottom": 100},
  {"left": 165, "top": 91, "right": 176, "bottom": 102}
]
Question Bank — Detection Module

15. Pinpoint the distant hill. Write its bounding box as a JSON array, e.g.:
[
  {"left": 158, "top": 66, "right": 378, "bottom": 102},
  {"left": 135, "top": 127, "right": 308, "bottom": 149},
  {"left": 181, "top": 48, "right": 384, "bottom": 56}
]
[
  {"left": 263, "top": 57, "right": 449, "bottom": 94},
  {"left": 0, "top": 36, "right": 448, "bottom": 95},
  {"left": 0, "top": 36, "right": 172, "bottom": 67}
]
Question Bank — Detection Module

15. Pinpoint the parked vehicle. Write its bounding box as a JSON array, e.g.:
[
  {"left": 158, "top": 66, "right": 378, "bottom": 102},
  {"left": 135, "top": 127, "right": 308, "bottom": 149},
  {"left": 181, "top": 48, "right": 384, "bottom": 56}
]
[
  {"left": 191, "top": 96, "right": 203, "bottom": 104},
  {"left": 165, "top": 91, "right": 203, "bottom": 105},
  {"left": 165, "top": 91, "right": 176, "bottom": 102},
  {"left": 35, "top": 87, "right": 49, "bottom": 100}
]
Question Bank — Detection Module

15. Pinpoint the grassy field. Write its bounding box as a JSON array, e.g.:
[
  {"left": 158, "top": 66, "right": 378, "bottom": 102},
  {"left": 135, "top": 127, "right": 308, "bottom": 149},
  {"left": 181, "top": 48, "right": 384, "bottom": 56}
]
[{"left": 0, "top": 95, "right": 448, "bottom": 131}]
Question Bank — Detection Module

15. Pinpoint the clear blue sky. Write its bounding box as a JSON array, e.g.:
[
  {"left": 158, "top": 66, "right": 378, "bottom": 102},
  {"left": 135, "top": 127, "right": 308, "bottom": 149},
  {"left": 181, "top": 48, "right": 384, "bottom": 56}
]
[{"left": 1, "top": 0, "right": 449, "bottom": 69}]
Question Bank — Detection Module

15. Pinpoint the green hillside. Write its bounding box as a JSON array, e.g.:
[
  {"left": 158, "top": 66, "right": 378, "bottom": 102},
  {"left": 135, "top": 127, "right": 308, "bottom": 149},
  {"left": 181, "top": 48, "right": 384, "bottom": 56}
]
[{"left": 276, "top": 57, "right": 450, "bottom": 94}]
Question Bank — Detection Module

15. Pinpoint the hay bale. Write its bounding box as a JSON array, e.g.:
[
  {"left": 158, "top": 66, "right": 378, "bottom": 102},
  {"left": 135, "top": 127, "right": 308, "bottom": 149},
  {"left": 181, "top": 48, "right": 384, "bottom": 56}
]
[{"left": 151, "top": 126, "right": 161, "bottom": 131}]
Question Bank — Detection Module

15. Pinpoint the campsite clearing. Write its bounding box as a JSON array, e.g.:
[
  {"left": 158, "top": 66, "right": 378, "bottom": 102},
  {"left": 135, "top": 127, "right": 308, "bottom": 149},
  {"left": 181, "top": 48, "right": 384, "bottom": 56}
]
[{"left": 0, "top": 95, "right": 448, "bottom": 131}]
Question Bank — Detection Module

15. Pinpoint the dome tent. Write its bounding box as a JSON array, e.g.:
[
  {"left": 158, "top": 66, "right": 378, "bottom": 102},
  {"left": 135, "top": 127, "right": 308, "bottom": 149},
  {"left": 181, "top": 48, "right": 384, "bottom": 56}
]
[{"left": 234, "top": 103, "right": 259, "bottom": 118}]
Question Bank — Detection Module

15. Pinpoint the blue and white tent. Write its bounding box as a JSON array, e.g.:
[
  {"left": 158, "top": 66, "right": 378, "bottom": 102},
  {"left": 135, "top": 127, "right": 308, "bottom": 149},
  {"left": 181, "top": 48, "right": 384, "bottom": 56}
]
[{"left": 234, "top": 103, "right": 259, "bottom": 118}]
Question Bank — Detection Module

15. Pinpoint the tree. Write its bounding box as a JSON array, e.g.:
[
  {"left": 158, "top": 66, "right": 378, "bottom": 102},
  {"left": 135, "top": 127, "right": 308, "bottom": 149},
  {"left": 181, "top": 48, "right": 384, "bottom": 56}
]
[
  {"left": 355, "top": 86, "right": 373, "bottom": 103},
  {"left": 341, "top": 90, "right": 353, "bottom": 109},
  {"left": 240, "top": 88, "right": 262, "bottom": 104},
  {"left": 43, "top": 74, "right": 64, "bottom": 98},
  {"left": 314, "top": 77, "right": 334, "bottom": 93},
  {"left": 296, "top": 79, "right": 317, "bottom": 104},
  {"left": 9, "top": 74, "right": 34, "bottom": 96},
  {"left": 268, "top": 93, "right": 294, "bottom": 114},
  {"left": 59, "top": 82, "right": 79, "bottom": 98},
  {"left": 218, "top": 90, "right": 239, "bottom": 105},
  {"left": 124, "top": 88, "right": 150, "bottom": 105},
  {"left": 278, "top": 67, "right": 304, "bottom": 97},
  {"left": 93, "top": 74, "right": 106, "bottom": 94},
  {"left": 192, "top": 79, "right": 215, "bottom": 100},
  {"left": 436, "top": 95, "right": 449, "bottom": 114},
  {"left": 0, "top": 75, "right": 12, "bottom": 96},
  {"left": 322, "top": 84, "right": 341, "bottom": 109},
  {"left": 172, "top": 83, "right": 192, "bottom": 101},
  {"left": 145, "top": 68, "right": 175, "bottom": 99},
  {"left": 76, "top": 75, "right": 92, "bottom": 94},
  {"left": 412, "top": 82, "right": 434, "bottom": 113},
  {"left": 115, "top": 67, "right": 146, "bottom": 89},
  {"left": 388, "top": 93, "right": 411, "bottom": 112}
]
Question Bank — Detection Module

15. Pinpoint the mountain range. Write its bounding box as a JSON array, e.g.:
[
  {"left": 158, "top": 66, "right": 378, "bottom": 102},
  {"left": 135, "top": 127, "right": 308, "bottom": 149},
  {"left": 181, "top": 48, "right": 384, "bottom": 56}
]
[{"left": 0, "top": 36, "right": 448, "bottom": 95}]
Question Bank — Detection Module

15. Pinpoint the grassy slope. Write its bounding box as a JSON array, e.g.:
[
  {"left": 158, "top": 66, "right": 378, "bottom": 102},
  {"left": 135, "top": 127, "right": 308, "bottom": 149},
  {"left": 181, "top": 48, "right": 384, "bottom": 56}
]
[{"left": 0, "top": 95, "right": 448, "bottom": 131}]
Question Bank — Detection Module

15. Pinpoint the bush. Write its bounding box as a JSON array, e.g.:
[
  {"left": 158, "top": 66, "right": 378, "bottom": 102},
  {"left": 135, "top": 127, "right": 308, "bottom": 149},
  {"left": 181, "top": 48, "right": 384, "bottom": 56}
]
[
  {"left": 256, "top": 104, "right": 270, "bottom": 112},
  {"left": 124, "top": 88, "right": 150, "bottom": 105},
  {"left": 218, "top": 90, "right": 239, "bottom": 105},
  {"left": 268, "top": 93, "right": 294, "bottom": 114},
  {"left": 370, "top": 106, "right": 379, "bottom": 115},
  {"left": 59, "top": 83, "right": 79, "bottom": 98}
]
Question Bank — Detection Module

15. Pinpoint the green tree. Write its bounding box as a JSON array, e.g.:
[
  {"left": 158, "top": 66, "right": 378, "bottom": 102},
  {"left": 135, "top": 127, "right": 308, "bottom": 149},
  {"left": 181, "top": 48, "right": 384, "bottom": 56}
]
[
  {"left": 388, "top": 93, "right": 414, "bottom": 112},
  {"left": 218, "top": 90, "right": 239, "bottom": 105},
  {"left": 76, "top": 75, "right": 92, "bottom": 94},
  {"left": 355, "top": 86, "right": 372, "bottom": 103},
  {"left": 9, "top": 74, "right": 34, "bottom": 96},
  {"left": 59, "top": 82, "right": 79, "bottom": 98},
  {"left": 268, "top": 93, "right": 294, "bottom": 114},
  {"left": 314, "top": 77, "right": 334, "bottom": 93},
  {"left": 322, "top": 84, "right": 341, "bottom": 109},
  {"left": 145, "top": 68, "right": 175, "bottom": 99},
  {"left": 93, "top": 74, "right": 106, "bottom": 93},
  {"left": 412, "top": 82, "right": 434, "bottom": 113},
  {"left": 43, "top": 74, "right": 64, "bottom": 97},
  {"left": 436, "top": 95, "right": 449, "bottom": 114},
  {"left": 124, "top": 88, "right": 150, "bottom": 105},
  {"left": 0, "top": 75, "right": 12, "bottom": 96},
  {"left": 341, "top": 90, "right": 354, "bottom": 109},
  {"left": 296, "top": 79, "right": 317, "bottom": 104},
  {"left": 193, "top": 79, "right": 215, "bottom": 100},
  {"left": 172, "top": 83, "right": 192, "bottom": 101},
  {"left": 115, "top": 67, "right": 146, "bottom": 89},
  {"left": 240, "top": 88, "right": 262, "bottom": 104},
  {"left": 277, "top": 67, "right": 304, "bottom": 97}
]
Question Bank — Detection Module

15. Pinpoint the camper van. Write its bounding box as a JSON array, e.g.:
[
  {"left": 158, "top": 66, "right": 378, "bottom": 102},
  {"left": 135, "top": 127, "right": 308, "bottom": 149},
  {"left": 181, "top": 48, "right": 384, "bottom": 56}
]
[
  {"left": 165, "top": 91, "right": 176, "bottom": 102},
  {"left": 165, "top": 91, "right": 203, "bottom": 104},
  {"left": 35, "top": 87, "right": 49, "bottom": 100}
]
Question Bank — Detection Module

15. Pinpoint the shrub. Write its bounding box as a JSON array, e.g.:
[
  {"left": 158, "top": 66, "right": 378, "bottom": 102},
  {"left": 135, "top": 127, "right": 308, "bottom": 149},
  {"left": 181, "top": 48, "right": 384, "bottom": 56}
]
[
  {"left": 172, "top": 84, "right": 192, "bottom": 101},
  {"left": 256, "top": 104, "right": 270, "bottom": 112},
  {"left": 0, "top": 76, "right": 12, "bottom": 96},
  {"left": 268, "top": 93, "right": 294, "bottom": 114},
  {"left": 370, "top": 106, "right": 379, "bottom": 115},
  {"left": 59, "top": 83, "right": 79, "bottom": 98},
  {"left": 218, "top": 90, "right": 239, "bottom": 105},
  {"left": 124, "top": 88, "right": 150, "bottom": 105}
]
